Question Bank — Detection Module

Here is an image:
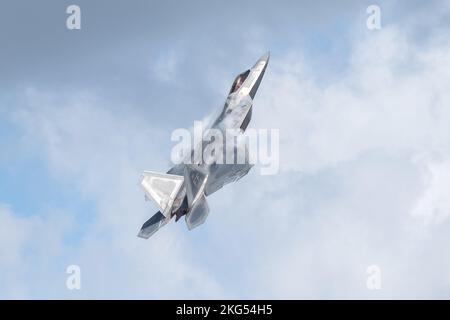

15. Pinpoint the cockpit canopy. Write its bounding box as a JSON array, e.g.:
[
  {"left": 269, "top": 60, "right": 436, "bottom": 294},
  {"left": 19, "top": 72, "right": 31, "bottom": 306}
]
[{"left": 229, "top": 69, "right": 250, "bottom": 94}]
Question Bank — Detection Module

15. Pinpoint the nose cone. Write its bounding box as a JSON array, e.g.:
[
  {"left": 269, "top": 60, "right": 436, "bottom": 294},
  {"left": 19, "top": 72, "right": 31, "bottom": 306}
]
[
  {"left": 252, "top": 51, "right": 270, "bottom": 69},
  {"left": 248, "top": 51, "right": 270, "bottom": 99},
  {"left": 260, "top": 51, "right": 270, "bottom": 63}
]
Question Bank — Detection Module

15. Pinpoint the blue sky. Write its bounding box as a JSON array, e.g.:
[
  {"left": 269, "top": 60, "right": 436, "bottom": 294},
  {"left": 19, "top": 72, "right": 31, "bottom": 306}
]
[{"left": 1, "top": 0, "right": 450, "bottom": 299}]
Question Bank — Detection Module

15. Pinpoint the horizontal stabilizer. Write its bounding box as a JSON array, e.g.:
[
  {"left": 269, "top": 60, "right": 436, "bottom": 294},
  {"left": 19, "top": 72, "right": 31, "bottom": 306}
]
[
  {"left": 140, "top": 171, "right": 184, "bottom": 217},
  {"left": 138, "top": 211, "right": 166, "bottom": 239}
]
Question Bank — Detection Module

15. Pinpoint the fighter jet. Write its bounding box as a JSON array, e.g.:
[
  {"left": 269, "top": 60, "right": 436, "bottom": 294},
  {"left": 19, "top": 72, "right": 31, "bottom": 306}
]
[{"left": 138, "top": 52, "right": 270, "bottom": 238}]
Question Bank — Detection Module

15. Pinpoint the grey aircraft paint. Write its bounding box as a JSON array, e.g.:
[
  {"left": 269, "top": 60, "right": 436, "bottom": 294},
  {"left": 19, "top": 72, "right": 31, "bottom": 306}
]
[{"left": 138, "top": 52, "right": 269, "bottom": 239}]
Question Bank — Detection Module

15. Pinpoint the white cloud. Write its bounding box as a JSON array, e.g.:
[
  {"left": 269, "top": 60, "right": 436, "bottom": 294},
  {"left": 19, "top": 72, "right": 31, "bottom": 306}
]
[
  {"left": 3, "top": 11, "right": 450, "bottom": 299},
  {"left": 150, "top": 50, "right": 181, "bottom": 83},
  {"left": 256, "top": 26, "right": 450, "bottom": 175},
  {"left": 0, "top": 204, "right": 75, "bottom": 299},
  {"left": 411, "top": 155, "right": 450, "bottom": 226},
  {"left": 3, "top": 89, "right": 226, "bottom": 299},
  {"left": 239, "top": 25, "right": 450, "bottom": 298}
]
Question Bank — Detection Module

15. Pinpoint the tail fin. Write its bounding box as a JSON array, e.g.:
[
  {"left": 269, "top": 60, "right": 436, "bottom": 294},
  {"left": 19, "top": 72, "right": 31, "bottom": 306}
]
[
  {"left": 140, "top": 171, "right": 184, "bottom": 217},
  {"left": 182, "top": 165, "right": 210, "bottom": 230},
  {"left": 184, "top": 164, "right": 208, "bottom": 207},
  {"left": 185, "top": 194, "right": 209, "bottom": 230}
]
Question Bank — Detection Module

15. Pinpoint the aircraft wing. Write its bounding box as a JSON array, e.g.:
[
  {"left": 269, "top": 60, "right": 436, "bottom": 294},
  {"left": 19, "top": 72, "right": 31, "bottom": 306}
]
[{"left": 205, "top": 163, "right": 252, "bottom": 196}]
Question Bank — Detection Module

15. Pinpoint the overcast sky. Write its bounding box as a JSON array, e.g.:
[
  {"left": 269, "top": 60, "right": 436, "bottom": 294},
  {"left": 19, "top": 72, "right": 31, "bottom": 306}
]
[{"left": 1, "top": 0, "right": 450, "bottom": 299}]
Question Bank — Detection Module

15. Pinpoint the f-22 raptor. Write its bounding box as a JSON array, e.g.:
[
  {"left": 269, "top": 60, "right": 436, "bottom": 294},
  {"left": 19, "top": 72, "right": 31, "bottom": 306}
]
[{"left": 138, "top": 52, "right": 269, "bottom": 238}]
